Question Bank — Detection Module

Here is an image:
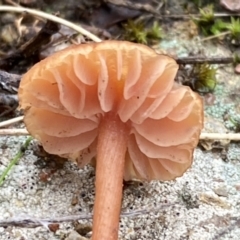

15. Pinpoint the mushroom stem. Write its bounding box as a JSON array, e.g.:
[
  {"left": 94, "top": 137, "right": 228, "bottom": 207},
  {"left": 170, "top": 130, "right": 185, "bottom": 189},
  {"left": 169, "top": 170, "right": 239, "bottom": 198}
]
[{"left": 92, "top": 113, "right": 130, "bottom": 240}]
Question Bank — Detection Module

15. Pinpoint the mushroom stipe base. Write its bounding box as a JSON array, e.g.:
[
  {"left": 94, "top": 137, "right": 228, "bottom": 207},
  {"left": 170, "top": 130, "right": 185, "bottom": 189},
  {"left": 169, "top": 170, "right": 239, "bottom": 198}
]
[{"left": 93, "top": 113, "right": 130, "bottom": 240}]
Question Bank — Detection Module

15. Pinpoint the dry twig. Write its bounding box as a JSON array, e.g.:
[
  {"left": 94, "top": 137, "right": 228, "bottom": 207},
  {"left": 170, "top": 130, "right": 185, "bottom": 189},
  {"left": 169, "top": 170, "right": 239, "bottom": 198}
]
[
  {"left": 201, "top": 31, "right": 231, "bottom": 42},
  {"left": 0, "top": 116, "right": 24, "bottom": 128},
  {"left": 0, "top": 202, "right": 176, "bottom": 228},
  {"left": 176, "top": 57, "right": 234, "bottom": 65},
  {"left": 105, "top": 0, "right": 161, "bottom": 15},
  {"left": 155, "top": 13, "right": 240, "bottom": 19},
  {"left": 0, "top": 128, "right": 27, "bottom": 135},
  {"left": 200, "top": 133, "right": 240, "bottom": 141}
]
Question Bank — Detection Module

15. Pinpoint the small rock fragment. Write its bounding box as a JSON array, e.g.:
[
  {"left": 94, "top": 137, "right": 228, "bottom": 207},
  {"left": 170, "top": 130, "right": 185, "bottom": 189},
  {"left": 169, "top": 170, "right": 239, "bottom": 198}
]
[
  {"left": 74, "top": 222, "right": 92, "bottom": 236},
  {"left": 234, "top": 64, "right": 240, "bottom": 74},
  {"left": 214, "top": 185, "right": 228, "bottom": 197},
  {"left": 48, "top": 223, "right": 60, "bottom": 233},
  {"left": 65, "top": 230, "right": 89, "bottom": 240},
  {"left": 71, "top": 194, "right": 79, "bottom": 206}
]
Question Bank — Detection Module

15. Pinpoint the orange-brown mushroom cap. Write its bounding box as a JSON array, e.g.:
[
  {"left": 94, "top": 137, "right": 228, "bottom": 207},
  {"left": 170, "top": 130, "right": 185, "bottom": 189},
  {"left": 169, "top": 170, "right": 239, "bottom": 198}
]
[{"left": 19, "top": 40, "right": 203, "bottom": 181}]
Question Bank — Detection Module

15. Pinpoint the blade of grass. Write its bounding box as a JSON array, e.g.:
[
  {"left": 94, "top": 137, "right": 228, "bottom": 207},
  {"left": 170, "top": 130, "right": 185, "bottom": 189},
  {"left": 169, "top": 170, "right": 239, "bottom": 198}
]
[{"left": 0, "top": 136, "right": 33, "bottom": 186}]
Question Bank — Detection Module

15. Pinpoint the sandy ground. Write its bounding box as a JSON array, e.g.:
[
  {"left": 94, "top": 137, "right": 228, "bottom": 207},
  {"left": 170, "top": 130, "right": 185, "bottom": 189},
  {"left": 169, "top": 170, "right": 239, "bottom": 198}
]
[{"left": 0, "top": 137, "right": 240, "bottom": 240}]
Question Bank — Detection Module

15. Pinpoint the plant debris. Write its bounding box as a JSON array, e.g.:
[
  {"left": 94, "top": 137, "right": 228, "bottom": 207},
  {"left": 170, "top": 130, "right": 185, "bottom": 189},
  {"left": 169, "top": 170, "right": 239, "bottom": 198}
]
[{"left": 0, "top": 19, "right": 60, "bottom": 72}]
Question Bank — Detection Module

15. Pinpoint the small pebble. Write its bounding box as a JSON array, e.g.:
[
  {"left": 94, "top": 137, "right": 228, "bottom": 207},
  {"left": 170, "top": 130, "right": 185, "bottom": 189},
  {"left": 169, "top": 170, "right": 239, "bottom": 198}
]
[
  {"left": 235, "top": 64, "right": 240, "bottom": 74},
  {"left": 214, "top": 185, "right": 228, "bottom": 197},
  {"left": 65, "top": 230, "right": 89, "bottom": 240}
]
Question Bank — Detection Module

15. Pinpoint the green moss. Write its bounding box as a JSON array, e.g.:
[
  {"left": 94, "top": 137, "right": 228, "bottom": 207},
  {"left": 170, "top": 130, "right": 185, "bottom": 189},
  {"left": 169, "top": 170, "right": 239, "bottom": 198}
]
[
  {"left": 199, "top": 4, "right": 215, "bottom": 24},
  {"left": 210, "top": 19, "right": 228, "bottom": 35},
  {"left": 194, "top": 5, "right": 240, "bottom": 40},
  {"left": 191, "top": 63, "right": 217, "bottom": 93},
  {"left": 123, "top": 20, "right": 163, "bottom": 44},
  {"left": 146, "top": 21, "right": 163, "bottom": 43},
  {"left": 226, "top": 17, "right": 240, "bottom": 40},
  {"left": 194, "top": 4, "right": 215, "bottom": 36}
]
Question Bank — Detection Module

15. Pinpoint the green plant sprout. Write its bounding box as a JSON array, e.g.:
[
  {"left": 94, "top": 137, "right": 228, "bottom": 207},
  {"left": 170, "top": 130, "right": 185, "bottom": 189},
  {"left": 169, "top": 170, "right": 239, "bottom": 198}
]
[
  {"left": 146, "top": 21, "right": 163, "bottom": 43},
  {"left": 210, "top": 19, "right": 228, "bottom": 35},
  {"left": 195, "top": 4, "right": 215, "bottom": 36},
  {"left": 226, "top": 17, "right": 240, "bottom": 40},
  {"left": 123, "top": 20, "right": 163, "bottom": 44},
  {"left": 123, "top": 20, "right": 147, "bottom": 44},
  {"left": 199, "top": 4, "right": 214, "bottom": 23},
  {"left": 195, "top": 4, "right": 240, "bottom": 40},
  {"left": 0, "top": 136, "right": 32, "bottom": 186},
  {"left": 191, "top": 63, "right": 217, "bottom": 93}
]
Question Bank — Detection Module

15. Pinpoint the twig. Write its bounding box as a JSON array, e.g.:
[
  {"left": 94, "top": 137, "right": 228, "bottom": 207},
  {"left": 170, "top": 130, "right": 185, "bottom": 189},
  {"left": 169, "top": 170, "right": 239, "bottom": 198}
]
[
  {"left": 0, "top": 129, "right": 28, "bottom": 135},
  {"left": 0, "top": 129, "right": 240, "bottom": 141},
  {"left": 0, "top": 202, "right": 176, "bottom": 228},
  {"left": 155, "top": 13, "right": 240, "bottom": 19},
  {"left": 105, "top": 0, "right": 161, "bottom": 15},
  {"left": 0, "top": 116, "right": 24, "bottom": 128},
  {"left": 200, "top": 133, "right": 240, "bottom": 141},
  {"left": 0, "top": 6, "right": 102, "bottom": 43},
  {"left": 176, "top": 57, "right": 234, "bottom": 65},
  {"left": 0, "top": 214, "right": 92, "bottom": 228},
  {"left": 201, "top": 31, "right": 231, "bottom": 42},
  {"left": 0, "top": 136, "right": 32, "bottom": 186}
]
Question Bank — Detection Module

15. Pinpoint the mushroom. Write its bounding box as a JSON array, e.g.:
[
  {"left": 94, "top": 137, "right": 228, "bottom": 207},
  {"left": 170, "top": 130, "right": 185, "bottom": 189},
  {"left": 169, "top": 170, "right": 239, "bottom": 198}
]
[{"left": 18, "top": 41, "right": 203, "bottom": 240}]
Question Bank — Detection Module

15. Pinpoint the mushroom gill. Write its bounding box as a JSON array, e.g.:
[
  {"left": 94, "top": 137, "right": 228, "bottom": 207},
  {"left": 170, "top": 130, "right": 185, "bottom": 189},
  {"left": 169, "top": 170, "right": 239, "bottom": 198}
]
[{"left": 19, "top": 40, "right": 203, "bottom": 240}]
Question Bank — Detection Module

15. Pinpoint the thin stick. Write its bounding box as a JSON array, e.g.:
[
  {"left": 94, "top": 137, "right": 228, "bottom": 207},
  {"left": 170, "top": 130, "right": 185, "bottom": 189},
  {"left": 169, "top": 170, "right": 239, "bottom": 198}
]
[
  {"left": 176, "top": 56, "right": 233, "bottom": 65},
  {"left": 0, "top": 136, "right": 32, "bottom": 186},
  {"left": 200, "top": 133, "right": 240, "bottom": 141},
  {"left": 0, "top": 129, "right": 28, "bottom": 135},
  {"left": 105, "top": 0, "right": 161, "bottom": 15},
  {"left": 155, "top": 13, "right": 240, "bottom": 19},
  {"left": 0, "top": 202, "right": 176, "bottom": 228},
  {"left": 0, "top": 6, "right": 102, "bottom": 43},
  {"left": 201, "top": 31, "right": 231, "bottom": 42},
  {"left": 0, "top": 116, "right": 24, "bottom": 128}
]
